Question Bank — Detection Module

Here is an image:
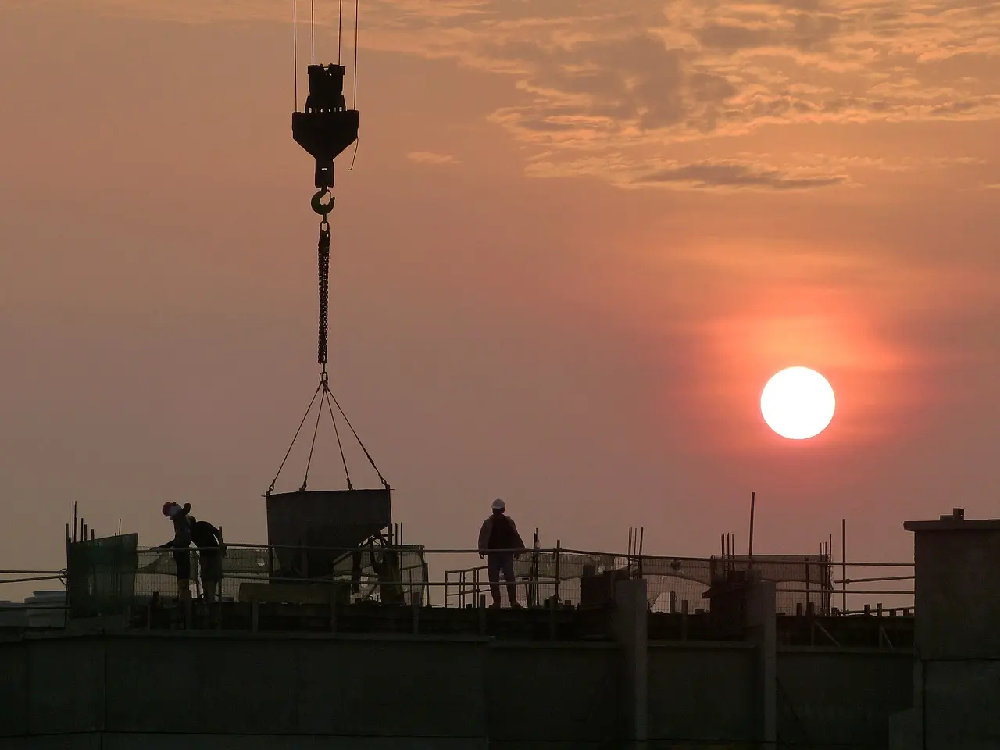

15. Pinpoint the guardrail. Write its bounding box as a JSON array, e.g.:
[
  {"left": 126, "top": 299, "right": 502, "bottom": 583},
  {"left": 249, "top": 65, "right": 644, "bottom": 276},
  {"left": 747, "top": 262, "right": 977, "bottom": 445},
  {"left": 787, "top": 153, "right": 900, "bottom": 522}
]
[{"left": 36, "top": 543, "right": 917, "bottom": 616}]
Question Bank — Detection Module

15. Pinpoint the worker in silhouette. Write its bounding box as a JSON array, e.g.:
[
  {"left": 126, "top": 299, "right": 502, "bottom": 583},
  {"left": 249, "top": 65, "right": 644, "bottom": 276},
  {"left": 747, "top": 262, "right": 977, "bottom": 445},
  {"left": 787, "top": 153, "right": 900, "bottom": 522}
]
[
  {"left": 478, "top": 498, "right": 525, "bottom": 609},
  {"left": 188, "top": 515, "right": 226, "bottom": 626},
  {"left": 159, "top": 502, "right": 193, "bottom": 622}
]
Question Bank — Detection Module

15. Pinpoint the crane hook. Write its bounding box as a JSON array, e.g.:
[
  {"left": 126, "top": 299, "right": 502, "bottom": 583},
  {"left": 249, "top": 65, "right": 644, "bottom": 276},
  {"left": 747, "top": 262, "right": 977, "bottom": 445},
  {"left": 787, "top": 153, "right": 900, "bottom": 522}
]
[{"left": 311, "top": 187, "right": 334, "bottom": 216}]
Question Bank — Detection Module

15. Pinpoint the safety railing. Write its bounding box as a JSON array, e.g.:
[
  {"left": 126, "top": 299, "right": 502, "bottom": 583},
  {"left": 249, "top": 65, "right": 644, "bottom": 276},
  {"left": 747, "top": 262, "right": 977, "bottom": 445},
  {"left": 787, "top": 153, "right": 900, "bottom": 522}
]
[
  {"left": 444, "top": 545, "right": 565, "bottom": 608},
  {"left": 135, "top": 544, "right": 560, "bottom": 609},
  {"left": 51, "top": 541, "right": 916, "bottom": 617},
  {"left": 0, "top": 570, "right": 65, "bottom": 585}
]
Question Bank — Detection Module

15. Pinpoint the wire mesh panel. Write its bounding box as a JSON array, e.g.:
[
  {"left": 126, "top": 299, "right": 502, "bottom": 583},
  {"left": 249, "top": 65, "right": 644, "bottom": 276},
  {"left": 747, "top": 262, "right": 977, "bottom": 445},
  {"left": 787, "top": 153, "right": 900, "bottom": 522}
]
[
  {"left": 132, "top": 547, "right": 271, "bottom": 600},
  {"left": 512, "top": 552, "right": 630, "bottom": 608},
  {"left": 66, "top": 534, "right": 139, "bottom": 618},
  {"left": 507, "top": 552, "right": 835, "bottom": 614},
  {"left": 645, "top": 554, "right": 834, "bottom": 615}
]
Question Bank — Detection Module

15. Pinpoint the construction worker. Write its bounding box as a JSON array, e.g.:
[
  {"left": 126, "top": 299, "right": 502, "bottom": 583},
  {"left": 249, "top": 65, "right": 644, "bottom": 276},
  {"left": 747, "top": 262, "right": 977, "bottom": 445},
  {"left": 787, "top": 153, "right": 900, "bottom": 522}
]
[
  {"left": 478, "top": 498, "right": 526, "bottom": 609},
  {"left": 159, "top": 502, "right": 193, "bottom": 621},
  {"left": 189, "top": 515, "right": 225, "bottom": 625}
]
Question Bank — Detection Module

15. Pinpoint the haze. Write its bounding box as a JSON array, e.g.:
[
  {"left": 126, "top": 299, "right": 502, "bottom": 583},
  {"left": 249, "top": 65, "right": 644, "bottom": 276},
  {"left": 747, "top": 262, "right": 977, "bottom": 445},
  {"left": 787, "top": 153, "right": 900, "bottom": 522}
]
[{"left": 2, "top": 0, "right": 999, "bottom": 592}]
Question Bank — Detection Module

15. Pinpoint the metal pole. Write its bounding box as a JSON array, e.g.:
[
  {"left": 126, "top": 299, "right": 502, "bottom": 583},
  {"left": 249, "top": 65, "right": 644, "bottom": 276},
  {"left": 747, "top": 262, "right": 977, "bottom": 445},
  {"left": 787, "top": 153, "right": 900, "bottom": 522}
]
[
  {"left": 748, "top": 491, "right": 756, "bottom": 567},
  {"left": 638, "top": 527, "right": 644, "bottom": 579},
  {"left": 554, "top": 540, "right": 561, "bottom": 603},
  {"left": 64, "top": 523, "right": 71, "bottom": 611},
  {"left": 841, "top": 518, "right": 847, "bottom": 613}
]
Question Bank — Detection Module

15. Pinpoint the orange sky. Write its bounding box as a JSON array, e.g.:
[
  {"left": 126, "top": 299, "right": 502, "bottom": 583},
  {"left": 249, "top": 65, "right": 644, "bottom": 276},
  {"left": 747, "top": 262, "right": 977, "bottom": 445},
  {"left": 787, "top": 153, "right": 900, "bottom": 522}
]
[{"left": 2, "top": 1, "right": 999, "bottom": 592}]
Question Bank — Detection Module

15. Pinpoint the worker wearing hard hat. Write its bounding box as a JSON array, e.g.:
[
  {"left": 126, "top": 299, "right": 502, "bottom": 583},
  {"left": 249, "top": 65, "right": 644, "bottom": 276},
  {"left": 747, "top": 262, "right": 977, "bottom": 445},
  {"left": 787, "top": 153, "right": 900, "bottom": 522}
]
[
  {"left": 159, "top": 502, "right": 194, "bottom": 619},
  {"left": 477, "top": 498, "right": 526, "bottom": 609}
]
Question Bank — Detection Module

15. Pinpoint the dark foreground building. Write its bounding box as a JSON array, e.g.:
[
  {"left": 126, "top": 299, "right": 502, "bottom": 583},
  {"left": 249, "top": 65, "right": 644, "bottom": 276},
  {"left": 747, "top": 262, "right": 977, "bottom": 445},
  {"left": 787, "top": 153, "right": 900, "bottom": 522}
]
[{"left": 0, "top": 508, "right": 996, "bottom": 749}]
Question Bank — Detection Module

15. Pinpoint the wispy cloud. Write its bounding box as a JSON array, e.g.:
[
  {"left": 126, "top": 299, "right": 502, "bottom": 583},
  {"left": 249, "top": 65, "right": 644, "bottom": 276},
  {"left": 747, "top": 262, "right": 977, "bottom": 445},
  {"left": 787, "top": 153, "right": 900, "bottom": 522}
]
[
  {"left": 524, "top": 155, "right": 851, "bottom": 191},
  {"left": 407, "top": 151, "right": 460, "bottom": 165},
  {"left": 632, "top": 160, "right": 849, "bottom": 191},
  {"left": 522, "top": 151, "right": 983, "bottom": 191}
]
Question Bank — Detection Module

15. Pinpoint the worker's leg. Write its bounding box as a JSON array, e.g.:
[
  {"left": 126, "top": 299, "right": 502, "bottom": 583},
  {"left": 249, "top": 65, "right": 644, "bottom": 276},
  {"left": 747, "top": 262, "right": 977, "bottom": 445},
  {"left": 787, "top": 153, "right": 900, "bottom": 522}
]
[
  {"left": 203, "top": 577, "right": 220, "bottom": 627},
  {"left": 174, "top": 551, "right": 193, "bottom": 627},
  {"left": 201, "top": 551, "right": 223, "bottom": 627},
  {"left": 204, "top": 578, "right": 217, "bottom": 606},
  {"left": 486, "top": 554, "right": 502, "bottom": 607},
  {"left": 501, "top": 554, "right": 519, "bottom": 607}
]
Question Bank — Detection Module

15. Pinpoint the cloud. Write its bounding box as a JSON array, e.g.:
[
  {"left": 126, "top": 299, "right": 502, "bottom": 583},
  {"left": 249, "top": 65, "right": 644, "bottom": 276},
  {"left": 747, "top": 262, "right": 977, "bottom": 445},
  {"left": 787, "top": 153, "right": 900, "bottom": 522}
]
[
  {"left": 407, "top": 151, "right": 460, "bottom": 165},
  {"left": 522, "top": 151, "right": 981, "bottom": 191},
  {"left": 632, "top": 160, "right": 849, "bottom": 191},
  {"left": 69, "top": 0, "right": 1000, "bottom": 188}
]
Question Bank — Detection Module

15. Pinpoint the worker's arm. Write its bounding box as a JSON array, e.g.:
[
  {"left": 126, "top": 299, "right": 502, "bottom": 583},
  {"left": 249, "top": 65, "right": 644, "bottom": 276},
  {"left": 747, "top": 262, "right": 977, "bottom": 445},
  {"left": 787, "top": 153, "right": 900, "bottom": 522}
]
[
  {"left": 508, "top": 518, "right": 527, "bottom": 554},
  {"left": 214, "top": 525, "right": 228, "bottom": 555},
  {"left": 478, "top": 520, "right": 491, "bottom": 558}
]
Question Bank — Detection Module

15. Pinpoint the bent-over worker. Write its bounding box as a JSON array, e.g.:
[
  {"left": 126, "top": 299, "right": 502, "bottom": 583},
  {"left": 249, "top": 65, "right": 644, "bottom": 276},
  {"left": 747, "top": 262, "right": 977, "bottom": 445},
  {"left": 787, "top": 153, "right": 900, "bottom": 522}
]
[
  {"left": 478, "top": 498, "right": 526, "bottom": 609},
  {"left": 189, "top": 516, "right": 225, "bottom": 606},
  {"left": 159, "top": 502, "right": 193, "bottom": 616}
]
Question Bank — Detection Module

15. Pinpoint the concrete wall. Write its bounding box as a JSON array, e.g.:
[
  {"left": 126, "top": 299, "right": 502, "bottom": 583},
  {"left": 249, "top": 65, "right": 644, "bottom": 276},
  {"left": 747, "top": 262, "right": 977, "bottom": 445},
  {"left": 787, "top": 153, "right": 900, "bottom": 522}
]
[
  {"left": 487, "top": 643, "right": 619, "bottom": 750},
  {"left": 923, "top": 659, "right": 1000, "bottom": 749},
  {"left": 0, "top": 632, "right": 915, "bottom": 749},
  {"left": 2, "top": 737, "right": 482, "bottom": 750},
  {"left": 0, "top": 634, "right": 490, "bottom": 743},
  {"left": 778, "top": 647, "right": 914, "bottom": 749},
  {"left": 648, "top": 642, "right": 755, "bottom": 744},
  {"left": 1, "top": 634, "right": 621, "bottom": 748}
]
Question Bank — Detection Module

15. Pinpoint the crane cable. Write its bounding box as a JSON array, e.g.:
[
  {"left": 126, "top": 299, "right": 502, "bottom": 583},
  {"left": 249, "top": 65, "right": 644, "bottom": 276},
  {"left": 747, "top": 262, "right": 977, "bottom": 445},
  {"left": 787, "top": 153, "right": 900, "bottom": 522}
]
[
  {"left": 266, "top": 0, "right": 382, "bottom": 495},
  {"left": 349, "top": 0, "right": 360, "bottom": 170},
  {"left": 292, "top": 0, "right": 298, "bottom": 110}
]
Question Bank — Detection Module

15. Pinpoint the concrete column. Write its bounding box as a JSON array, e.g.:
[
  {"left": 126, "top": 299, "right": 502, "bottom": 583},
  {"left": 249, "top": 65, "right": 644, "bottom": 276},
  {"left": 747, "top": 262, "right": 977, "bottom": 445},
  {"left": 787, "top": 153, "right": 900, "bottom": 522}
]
[
  {"left": 746, "top": 578, "right": 777, "bottom": 749},
  {"left": 902, "top": 510, "right": 1000, "bottom": 749},
  {"left": 613, "top": 578, "right": 648, "bottom": 745}
]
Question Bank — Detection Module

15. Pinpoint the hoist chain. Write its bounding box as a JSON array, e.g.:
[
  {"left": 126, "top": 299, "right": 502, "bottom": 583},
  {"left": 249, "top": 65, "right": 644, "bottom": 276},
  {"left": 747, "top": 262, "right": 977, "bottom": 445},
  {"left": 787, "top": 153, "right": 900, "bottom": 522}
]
[
  {"left": 263, "top": 184, "right": 390, "bottom": 496},
  {"left": 317, "top": 218, "right": 331, "bottom": 368},
  {"left": 312, "top": 187, "right": 335, "bottom": 370}
]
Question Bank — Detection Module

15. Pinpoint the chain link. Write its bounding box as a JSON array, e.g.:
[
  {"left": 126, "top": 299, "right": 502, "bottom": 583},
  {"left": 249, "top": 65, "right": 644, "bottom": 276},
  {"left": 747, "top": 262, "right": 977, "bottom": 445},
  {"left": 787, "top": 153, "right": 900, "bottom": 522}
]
[{"left": 317, "top": 217, "right": 331, "bottom": 366}]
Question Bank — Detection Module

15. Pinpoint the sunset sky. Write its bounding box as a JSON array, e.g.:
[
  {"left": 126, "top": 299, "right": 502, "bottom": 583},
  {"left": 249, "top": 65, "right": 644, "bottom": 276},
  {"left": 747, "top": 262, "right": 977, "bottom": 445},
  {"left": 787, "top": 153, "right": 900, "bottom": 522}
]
[{"left": 2, "top": 0, "right": 999, "bottom": 590}]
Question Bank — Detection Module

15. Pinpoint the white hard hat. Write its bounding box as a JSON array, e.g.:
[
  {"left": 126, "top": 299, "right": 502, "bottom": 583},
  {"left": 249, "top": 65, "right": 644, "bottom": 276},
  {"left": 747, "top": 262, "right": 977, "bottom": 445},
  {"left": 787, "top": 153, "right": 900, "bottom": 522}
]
[{"left": 491, "top": 498, "right": 506, "bottom": 512}]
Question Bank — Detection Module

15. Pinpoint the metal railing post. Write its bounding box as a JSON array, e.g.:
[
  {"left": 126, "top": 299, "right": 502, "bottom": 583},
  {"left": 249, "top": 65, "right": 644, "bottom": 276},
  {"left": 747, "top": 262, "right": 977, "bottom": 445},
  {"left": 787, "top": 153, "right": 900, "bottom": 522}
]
[{"left": 554, "top": 541, "right": 561, "bottom": 603}]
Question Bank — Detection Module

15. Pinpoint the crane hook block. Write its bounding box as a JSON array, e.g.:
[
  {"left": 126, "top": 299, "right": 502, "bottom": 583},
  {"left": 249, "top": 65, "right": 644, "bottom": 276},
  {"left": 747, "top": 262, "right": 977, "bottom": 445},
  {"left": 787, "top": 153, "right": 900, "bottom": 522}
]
[{"left": 292, "top": 64, "right": 360, "bottom": 190}]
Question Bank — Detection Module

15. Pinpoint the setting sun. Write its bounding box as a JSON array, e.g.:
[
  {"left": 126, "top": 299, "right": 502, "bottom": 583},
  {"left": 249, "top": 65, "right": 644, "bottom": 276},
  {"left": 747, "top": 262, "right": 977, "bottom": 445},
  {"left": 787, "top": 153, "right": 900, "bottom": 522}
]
[{"left": 761, "top": 367, "right": 836, "bottom": 440}]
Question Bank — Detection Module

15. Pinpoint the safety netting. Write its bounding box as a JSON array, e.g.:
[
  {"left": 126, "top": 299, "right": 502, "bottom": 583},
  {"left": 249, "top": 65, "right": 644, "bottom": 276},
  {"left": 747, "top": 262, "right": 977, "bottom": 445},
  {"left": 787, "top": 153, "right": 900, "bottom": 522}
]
[
  {"left": 67, "top": 537, "right": 428, "bottom": 614},
  {"left": 511, "top": 552, "right": 833, "bottom": 615},
  {"left": 66, "top": 534, "right": 138, "bottom": 618}
]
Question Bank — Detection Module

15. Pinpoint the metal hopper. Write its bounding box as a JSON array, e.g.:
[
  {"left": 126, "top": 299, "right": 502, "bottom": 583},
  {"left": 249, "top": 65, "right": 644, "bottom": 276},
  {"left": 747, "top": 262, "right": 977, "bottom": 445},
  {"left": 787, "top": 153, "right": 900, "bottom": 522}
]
[{"left": 265, "top": 489, "right": 391, "bottom": 579}]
